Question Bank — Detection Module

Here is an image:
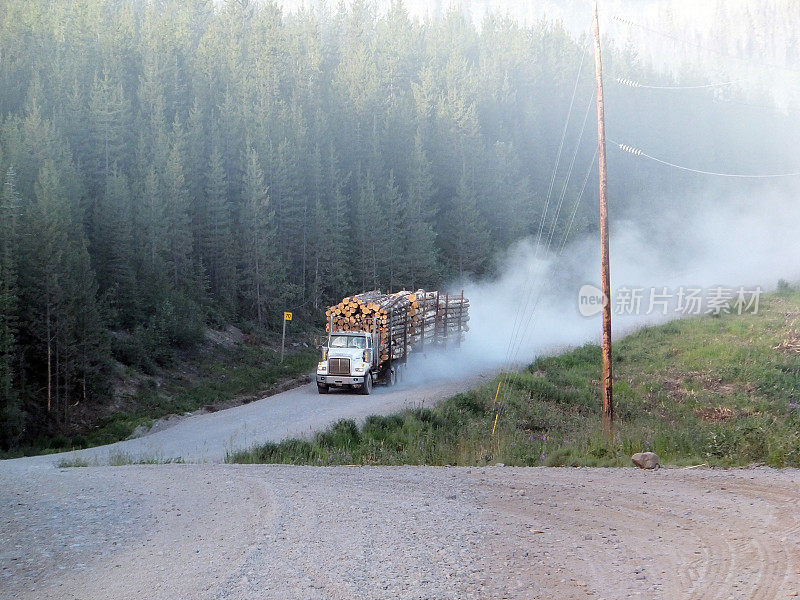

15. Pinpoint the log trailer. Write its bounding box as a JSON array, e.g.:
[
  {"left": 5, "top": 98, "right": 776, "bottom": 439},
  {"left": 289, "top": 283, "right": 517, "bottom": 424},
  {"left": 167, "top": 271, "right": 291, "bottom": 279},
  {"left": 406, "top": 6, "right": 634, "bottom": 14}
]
[{"left": 316, "top": 290, "right": 469, "bottom": 394}]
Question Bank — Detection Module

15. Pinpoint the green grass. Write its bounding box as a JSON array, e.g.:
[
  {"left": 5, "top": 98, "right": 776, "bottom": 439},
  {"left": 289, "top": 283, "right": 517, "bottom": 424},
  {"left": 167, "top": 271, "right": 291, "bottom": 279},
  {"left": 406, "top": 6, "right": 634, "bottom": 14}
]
[
  {"left": 5, "top": 345, "right": 318, "bottom": 459},
  {"left": 57, "top": 453, "right": 186, "bottom": 467},
  {"left": 57, "top": 457, "right": 92, "bottom": 468},
  {"left": 230, "top": 290, "right": 800, "bottom": 468}
]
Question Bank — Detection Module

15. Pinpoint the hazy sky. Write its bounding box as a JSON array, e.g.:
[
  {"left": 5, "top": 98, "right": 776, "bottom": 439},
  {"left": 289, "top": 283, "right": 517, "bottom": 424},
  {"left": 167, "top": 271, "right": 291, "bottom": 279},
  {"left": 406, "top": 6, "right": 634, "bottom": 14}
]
[{"left": 274, "top": 0, "right": 799, "bottom": 107}]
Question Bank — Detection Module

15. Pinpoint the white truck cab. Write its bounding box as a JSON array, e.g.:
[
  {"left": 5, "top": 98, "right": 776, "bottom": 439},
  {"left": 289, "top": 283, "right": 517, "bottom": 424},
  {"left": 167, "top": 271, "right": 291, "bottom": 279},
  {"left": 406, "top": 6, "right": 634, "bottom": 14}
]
[{"left": 316, "top": 331, "right": 401, "bottom": 394}]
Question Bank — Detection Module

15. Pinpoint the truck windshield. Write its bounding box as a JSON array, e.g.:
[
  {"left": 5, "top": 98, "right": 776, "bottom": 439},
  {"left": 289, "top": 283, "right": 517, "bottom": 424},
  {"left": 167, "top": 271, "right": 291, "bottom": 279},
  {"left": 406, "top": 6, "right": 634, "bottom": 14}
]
[{"left": 328, "top": 335, "right": 366, "bottom": 349}]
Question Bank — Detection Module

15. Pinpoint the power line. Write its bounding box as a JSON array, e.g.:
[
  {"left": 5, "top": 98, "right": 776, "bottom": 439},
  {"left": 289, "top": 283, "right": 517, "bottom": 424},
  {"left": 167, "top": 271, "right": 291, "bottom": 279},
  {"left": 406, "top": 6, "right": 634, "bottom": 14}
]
[
  {"left": 490, "top": 147, "right": 599, "bottom": 436},
  {"left": 615, "top": 77, "right": 747, "bottom": 90},
  {"left": 491, "top": 41, "right": 595, "bottom": 435},
  {"left": 534, "top": 45, "right": 588, "bottom": 261},
  {"left": 558, "top": 147, "right": 598, "bottom": 256},
  {"left": 498, "top": 44, "right": 589, "bottom": 399},
  {"left": 493, "top": 101, "right": 598, "bottom": 432},
  {"left": 546, "top": 90, "right": 596, "bottom": 252},
  {"left": 610, "top": 140, "right": 800, "bottom": 178},
  {"left": 612, "top": 15, "right": 800, "bottom": 75}
]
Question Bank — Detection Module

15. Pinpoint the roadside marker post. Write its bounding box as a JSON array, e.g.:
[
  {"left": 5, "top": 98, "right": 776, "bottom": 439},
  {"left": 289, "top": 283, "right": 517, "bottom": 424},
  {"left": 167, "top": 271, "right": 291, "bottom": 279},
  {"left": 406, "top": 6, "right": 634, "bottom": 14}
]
[
  {"left": 281, "top": 312, "right": 292, "bottom": 363},
  {"left": 491, "top": 381, "right": 502, "bottom": 435}
]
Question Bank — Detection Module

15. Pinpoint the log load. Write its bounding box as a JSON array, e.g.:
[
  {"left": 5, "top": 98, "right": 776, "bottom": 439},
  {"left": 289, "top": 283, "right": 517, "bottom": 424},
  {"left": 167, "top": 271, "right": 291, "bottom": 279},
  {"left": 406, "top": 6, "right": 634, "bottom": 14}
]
[{"left": 325, "top": 289, "right": 470, "bottom": 363}]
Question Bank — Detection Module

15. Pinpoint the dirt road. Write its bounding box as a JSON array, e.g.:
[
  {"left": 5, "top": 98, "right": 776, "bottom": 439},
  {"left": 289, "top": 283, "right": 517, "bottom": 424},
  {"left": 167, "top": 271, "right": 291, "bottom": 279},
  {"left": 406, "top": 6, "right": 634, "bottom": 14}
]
[
  {"left": 3, "top": 375, "right": 487, "bottom": 470},
  {"left": 2, "top": 464, "right": 798, "bottom": 600},
  {"left": 2, "top": 371, "right": 799, "bottom": 598}
]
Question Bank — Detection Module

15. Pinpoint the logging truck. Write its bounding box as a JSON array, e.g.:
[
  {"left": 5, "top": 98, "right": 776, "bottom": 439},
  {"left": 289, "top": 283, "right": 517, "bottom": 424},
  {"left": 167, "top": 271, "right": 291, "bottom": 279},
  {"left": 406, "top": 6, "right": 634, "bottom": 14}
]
[{"left": 316, "top": 290, "right": 469, "bottom": 394}]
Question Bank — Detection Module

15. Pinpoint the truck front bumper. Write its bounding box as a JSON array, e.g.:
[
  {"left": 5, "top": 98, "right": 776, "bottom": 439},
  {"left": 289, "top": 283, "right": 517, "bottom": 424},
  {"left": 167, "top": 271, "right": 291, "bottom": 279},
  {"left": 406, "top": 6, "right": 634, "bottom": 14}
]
[{"left": 317, "top": 374, "right": 363, "bottom": 386}]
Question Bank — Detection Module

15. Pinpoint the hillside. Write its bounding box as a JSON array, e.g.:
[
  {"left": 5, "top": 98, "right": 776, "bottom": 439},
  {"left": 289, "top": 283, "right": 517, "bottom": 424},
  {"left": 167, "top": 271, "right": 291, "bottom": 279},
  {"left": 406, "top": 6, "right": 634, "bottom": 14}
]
[
  {"left": 232, "top": 285, "right": 800, "bottom": 467},
  {"left": 1, "top": 330, "right": 317, "bottom": 459},
  {"left": 3, "top": 0, "right": 799, "bottom": 452}
]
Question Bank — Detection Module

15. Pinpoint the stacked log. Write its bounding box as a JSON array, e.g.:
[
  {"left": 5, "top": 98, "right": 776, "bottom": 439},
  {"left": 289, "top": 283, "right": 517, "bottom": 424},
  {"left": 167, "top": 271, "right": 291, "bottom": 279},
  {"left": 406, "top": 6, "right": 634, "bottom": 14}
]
[{"left": 325, "top": 289, "right": 470, "bottom": 363}]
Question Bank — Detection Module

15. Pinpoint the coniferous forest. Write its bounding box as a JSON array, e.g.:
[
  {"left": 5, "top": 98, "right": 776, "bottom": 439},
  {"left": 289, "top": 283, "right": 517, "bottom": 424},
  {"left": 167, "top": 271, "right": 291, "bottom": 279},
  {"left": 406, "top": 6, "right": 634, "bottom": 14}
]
[{"left": 1, "top": 0, "right": 797, "bottom": 448}]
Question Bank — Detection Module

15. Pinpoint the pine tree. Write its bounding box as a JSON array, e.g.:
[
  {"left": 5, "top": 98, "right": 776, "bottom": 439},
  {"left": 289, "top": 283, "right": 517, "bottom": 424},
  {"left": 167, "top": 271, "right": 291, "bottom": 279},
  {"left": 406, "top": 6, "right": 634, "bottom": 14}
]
[
  {"left": 202, "top": 145, "right": 236, "bottom": 313},
  {"left": 18, "top": 161, "right": 69, "bottom": 417},
  {"left": 137, "top": 165, "right": 168, "bottom": 281},
  {"left": 445, "top": 162, "right": 489, "bottom": 278},
  {"left": 270, "top": 138, "right": 304, "bottom": 301},
  {"left": 311, "top": 144, "right": 352, "bottom": 303},
  {"left": 404, "top": 132, "right": 439, "bottom": 289},
  {"left": 383, "top": 170, "right": 405, "bottom": 291},
  {"left": 354, "top": 171, "right": 383, "bottom": 291},
  {"left": 0, "top": 167, "right": 23, "bottom": 446},
  {"left": 240, "top": 147, "right": 275, "bottom": 327},
  {"left": 187, "top": 98, "right": 208, "bottom": 245},
  {"left": 63, "top": 235, "right": 107, "bottom": 415},
  {"left": 88, "top": 71, "right": 130, "bottom": 193},
  {"left": 94, "top": 168, "right": 136, "bottom": 326},
  {"left": 308, "top": 143, "right": 327, "bottom": 309},
  {"left": 163, "top": 118, "right": 194, "bottom": 290}
]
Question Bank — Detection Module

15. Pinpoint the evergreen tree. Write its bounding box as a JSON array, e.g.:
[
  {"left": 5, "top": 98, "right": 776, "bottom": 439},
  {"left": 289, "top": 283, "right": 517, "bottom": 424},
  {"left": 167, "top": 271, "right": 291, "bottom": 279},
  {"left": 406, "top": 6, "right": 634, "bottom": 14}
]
[
  {"left": 404, "top": 132, "right": 439, "bottom": 289},
  {"left": 0, "top": 0, "right": 796, "bottom": 448},
  {"left": 0, "top": 167, "right": 23, "bottom": 445},
  {"left": 137, "top": 165, "right": 168, "bottom": 282},
  {"left": 444, "top": 162, "right": 490, "bottom": 278},
  {"left": 94, "top": 167, "right": 136, "bottom": 326},
  {"left": 311, "top": 144, "right": 352, "bottom": 305},
  {"left": 163, "top": 118, "right": 194, "bottom": 290},
  {"left": 88, "top": 71, "right": 130, "bottom": 192},
  {"left": 270, "top": 138, "right": 305, "bottom": 298},
  {"left": 240, "top": 147, "right": 275, "bottom": 327},
  {"left": 202, "top": 145, "right": 236, "bottom": 313},
  {"left": 60, "top": 235, "right": 107, "bottom": 422},
  {"left": 383, "top": 170, "right": 405, "bottom": 292},
  {"left": 354, "top": 171, "right": 383, "bottom": 291}
]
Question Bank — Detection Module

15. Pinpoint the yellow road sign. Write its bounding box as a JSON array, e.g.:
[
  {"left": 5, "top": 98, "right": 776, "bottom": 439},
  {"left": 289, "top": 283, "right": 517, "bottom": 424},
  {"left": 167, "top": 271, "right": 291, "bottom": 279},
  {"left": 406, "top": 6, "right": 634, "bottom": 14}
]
[{"left": 284, "top": 312, "right": 293, "bottom": 321}]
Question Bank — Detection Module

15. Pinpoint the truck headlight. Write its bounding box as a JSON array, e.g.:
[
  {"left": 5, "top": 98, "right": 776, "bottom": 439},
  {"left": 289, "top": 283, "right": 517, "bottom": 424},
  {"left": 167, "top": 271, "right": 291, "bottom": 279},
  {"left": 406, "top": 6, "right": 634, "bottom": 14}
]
[
  {"left": 317, "top": 362, "right": 327, "bottom": 372},
  {"left": 354, "top": 366, "right": 365, "bottom": 373}
]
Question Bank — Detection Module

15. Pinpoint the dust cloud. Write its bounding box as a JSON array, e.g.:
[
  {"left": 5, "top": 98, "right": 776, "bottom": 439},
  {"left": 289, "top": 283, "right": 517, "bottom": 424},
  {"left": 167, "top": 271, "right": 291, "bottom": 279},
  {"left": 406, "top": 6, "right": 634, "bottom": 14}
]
[{"left": 401, "top": 184, "right": 800, "bottom": 386}]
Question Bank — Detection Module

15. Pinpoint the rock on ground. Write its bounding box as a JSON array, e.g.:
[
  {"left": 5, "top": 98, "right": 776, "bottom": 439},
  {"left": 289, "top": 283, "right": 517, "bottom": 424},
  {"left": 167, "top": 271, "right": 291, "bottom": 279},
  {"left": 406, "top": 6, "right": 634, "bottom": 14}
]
[{"left": 631, "top": 451, "right": 660, "bottom": 469}]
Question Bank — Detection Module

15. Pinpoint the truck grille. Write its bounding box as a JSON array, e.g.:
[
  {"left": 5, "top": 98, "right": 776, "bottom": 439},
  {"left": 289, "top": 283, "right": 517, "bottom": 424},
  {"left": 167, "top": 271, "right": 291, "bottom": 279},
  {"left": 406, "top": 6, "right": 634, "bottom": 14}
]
[{"left": 328, "top": 358, "right": 350, "bottom": 375}]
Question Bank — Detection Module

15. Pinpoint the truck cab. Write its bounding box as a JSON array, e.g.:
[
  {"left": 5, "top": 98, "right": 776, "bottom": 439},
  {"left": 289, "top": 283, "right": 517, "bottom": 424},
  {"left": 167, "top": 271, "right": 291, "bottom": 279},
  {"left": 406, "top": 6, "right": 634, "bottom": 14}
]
[
  {"left": 316, "top": 332, "right": 373, "bottom": 394},
  {"left": 316, "top": 331, "right": 400, "bottom": 394}
]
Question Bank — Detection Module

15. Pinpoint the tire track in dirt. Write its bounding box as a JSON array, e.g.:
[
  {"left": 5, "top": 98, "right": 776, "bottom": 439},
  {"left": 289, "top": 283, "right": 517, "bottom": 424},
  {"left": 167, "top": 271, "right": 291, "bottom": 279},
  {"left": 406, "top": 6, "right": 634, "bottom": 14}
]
[
  {"left": 689, "top": 474, "right": 800, "bottom": 599},
  {"left": 3, "top": 465, "right": 799, "bottom": 600},
  {"left": 474, "top": 468, "right": 800, "bottom": 600}
]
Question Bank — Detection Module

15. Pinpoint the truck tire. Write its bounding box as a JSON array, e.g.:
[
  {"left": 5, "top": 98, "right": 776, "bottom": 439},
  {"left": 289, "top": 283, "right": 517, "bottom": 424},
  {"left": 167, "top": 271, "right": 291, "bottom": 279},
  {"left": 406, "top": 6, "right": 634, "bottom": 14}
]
[
  {"left": 317, "top": 384, "right": 329, "bottom": 394},
  {"left": 361, "top": 374, "right": 372, "bottom": 395}
]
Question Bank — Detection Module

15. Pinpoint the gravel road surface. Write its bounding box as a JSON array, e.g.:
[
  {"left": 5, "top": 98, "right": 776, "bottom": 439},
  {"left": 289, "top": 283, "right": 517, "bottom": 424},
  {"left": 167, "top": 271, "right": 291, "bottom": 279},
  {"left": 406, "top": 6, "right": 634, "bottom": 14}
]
[
  {"left": 3, "top": 370, "right": 799, "bottom": 598},
  {"left": 2, "top": 374, "right": 486, "bottom": 471},
  {"left": 2, "top": 465, "right": 798, "bottom": 599}
]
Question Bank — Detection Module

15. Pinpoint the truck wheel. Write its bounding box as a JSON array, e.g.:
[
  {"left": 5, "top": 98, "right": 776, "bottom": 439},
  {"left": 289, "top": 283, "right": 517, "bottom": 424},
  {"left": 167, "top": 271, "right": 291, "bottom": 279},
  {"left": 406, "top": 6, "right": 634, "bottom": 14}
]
[
  {"left": 361, "top": 374, "right": 372, "bottom": 395},
  {"left": 317, "top": 384, "right": 329, "bottom": 394}
]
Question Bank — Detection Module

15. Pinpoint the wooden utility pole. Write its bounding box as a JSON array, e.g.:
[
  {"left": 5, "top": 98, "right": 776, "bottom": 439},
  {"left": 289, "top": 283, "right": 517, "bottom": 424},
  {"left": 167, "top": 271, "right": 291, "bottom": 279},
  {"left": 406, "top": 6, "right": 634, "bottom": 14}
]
[{"left": 593, "top": 1, "right": 613, "bottom": 430}]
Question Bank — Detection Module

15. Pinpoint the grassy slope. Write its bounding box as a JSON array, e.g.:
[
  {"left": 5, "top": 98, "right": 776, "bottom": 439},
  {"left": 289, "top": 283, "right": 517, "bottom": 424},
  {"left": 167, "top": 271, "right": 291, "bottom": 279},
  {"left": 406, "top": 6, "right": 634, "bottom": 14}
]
[
  {"left": 230, "top": 289, "right": 800, "bottom": 467},
  {"left": 2, "top": 345, "right": 318, "bottom": 459}
]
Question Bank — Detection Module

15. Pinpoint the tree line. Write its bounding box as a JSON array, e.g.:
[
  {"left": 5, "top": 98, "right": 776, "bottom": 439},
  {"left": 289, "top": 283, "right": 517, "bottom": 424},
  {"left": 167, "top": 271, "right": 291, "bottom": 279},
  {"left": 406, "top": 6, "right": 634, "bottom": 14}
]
[{"left": 0, "top": 0, "right": 796, "bottom": 448}]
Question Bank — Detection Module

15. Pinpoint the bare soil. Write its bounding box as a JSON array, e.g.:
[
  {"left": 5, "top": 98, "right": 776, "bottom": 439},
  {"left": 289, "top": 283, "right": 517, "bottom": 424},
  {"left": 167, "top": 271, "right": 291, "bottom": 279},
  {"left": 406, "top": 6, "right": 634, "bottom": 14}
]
[{"left": 2, "top": 465, "right": 798, "bottom": 599}]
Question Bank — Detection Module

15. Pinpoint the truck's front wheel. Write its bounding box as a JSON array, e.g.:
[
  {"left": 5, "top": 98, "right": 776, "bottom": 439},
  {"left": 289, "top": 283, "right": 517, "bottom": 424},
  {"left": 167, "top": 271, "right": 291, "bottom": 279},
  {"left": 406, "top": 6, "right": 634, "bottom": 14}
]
[
  {"left": 317, "top": 384, "right": 329, "bottom": 394},
  {"left": 360, "top": 374, "right": 372, "bottom": 395}
]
